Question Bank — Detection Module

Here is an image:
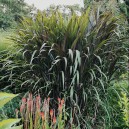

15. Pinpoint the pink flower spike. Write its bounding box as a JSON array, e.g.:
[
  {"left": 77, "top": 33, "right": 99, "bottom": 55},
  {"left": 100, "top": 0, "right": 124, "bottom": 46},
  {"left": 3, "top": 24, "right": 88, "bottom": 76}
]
[
  {"left": 58, "top": 98, "right": 61, "bottom": 103},
  {"left": 36, "top": 95, "right": 40, "bottom": 101},
  {"left": 36, "top": 95, "right": 41, "bottom": 111},
  {"left": 30, "top": 100, "right": 33, "bottom": 112},
  {"left": 20, "top": 104, "right": 25, "bottom": 113},
  {"left": 27, "top": 99, "right": 31, "bottom": 112},
  {"left": 29, "top": 93, "right": 32, "bottom": 100},
  {"left": 36, "top": 100, "right": 41, "bottom": 111},
  {"left": 53, "top": 117, "right": 56, "bottom": 124},
  {"left": 58, "top": 104, "right": 62, "bottom": 112},
  {"left": 22, "top": 98, "right": 26, "bottom": 103}
]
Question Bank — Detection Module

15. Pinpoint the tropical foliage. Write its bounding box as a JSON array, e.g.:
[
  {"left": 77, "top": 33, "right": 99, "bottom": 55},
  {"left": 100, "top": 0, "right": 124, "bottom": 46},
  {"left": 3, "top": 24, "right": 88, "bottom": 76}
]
[
  {"left": 0, "top": 0, "right": 129, "bottom": 128},
  {"left": 0, "top": 92, "right": 22, "bottom": 129},
  {"left": 7, "top": 6, "right": 126, "bottom": 128},
  {"left": 0, "top": 92, "right": 18, "bottom": 108}
]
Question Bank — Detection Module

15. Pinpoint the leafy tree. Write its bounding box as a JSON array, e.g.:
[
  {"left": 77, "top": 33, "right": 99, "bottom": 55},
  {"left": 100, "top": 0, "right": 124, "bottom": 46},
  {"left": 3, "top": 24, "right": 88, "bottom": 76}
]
[{"left": 0, "top": 0, "right": 35, "bottom": 28}]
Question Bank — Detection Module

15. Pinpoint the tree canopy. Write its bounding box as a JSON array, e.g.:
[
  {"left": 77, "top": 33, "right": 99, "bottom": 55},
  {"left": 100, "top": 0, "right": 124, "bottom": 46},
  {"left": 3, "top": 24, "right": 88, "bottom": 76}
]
[{"left": 0, "top": 0, "right": 35, "bottom": 28}]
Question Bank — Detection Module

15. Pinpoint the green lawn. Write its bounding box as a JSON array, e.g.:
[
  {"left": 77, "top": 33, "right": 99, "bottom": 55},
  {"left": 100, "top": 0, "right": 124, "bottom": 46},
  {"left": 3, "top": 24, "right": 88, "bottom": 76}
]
[{"left": 0, "top": 30, "right": 15, "bottom": 51}]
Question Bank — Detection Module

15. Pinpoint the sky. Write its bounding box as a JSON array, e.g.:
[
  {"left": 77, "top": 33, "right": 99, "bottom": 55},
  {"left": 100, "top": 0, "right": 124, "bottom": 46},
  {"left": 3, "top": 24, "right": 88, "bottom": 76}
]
[{"left": 24, "top": 0, "right": 84, "bottom": 10}]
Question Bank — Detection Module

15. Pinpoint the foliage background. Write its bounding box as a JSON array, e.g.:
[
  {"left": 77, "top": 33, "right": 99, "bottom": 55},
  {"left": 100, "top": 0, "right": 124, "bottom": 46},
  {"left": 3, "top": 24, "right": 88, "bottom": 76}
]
[{"left": 0, "top": 0, "right": 129, "bottom": 128}]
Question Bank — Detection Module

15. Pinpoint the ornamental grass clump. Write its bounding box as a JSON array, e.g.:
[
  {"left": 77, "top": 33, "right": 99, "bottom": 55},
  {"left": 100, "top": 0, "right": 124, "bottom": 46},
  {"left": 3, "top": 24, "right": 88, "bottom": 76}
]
[{"left": 19, "top": 93, "right": 68, "bottom": 129}]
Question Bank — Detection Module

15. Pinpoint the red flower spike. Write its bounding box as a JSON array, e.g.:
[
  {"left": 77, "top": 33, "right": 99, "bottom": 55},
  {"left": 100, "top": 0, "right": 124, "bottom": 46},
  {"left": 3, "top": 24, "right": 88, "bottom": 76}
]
[
  {"left": 27, "top": 99, "right": 31, "bottom": 111},
  {"left": 53, "top": 117, "right": 56, "bottom": 124},
  {"left": 40, "top": 112, "right": 45, "bottom": 120},
  {"left": 30, "top": 100, "right": 33, "bottom": 112},
  {"left": 58, "top": 104, "right": 62, "bottom": 112},
  {"left": 58, "top": 98, "right": 61, "bottom": 103},
  {"left": 50, "top": 109, "right": 53, "bottom": 118},
  {"left": 36, "top": 95, "right": 41, "bottom": 111}
]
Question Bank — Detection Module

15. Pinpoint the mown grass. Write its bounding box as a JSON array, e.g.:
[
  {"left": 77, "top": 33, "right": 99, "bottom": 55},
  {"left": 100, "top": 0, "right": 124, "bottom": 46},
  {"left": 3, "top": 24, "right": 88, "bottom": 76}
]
[{"left": 0, "top": 30, "right": 15, "bottom": 51}]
